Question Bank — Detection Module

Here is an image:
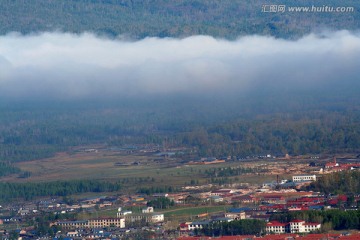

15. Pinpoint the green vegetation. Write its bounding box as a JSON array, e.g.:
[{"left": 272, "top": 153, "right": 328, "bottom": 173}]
[
  {"left": 270, "top": 209, "right": 360, "bottom": 231},
  {"left": 0, "top": 0, "right": 359, "bottom": 39},
  {"left": 137, "top": 186, "right": 180, "bottom": 195},
  {"left": 147, "top": 197, "right": 175, "bottom": 209},
  {"left": 201, "top": 219, "right": 266, "bottom": 236},
  {"left": 304, "top": 171, "right": 360, "bottom": 194},
  {"left": 0, "top": 162, "right": 21, "bottom": 177},
  {"left": 1, "top": 98, "right": 360, "bottom": 166},
  {"left": 205, "top": 166, "right": 258, "bottom": 177},
  {"left": 0, "top": 180, "right": 122, "bottom": 202},
  {"left": 34, "top": 212, "right": 72, "bottom": 237}
]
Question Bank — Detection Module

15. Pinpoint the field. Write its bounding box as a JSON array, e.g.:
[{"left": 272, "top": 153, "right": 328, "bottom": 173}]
[{"left": 0, "top": 147, "right": 328, "bottom": 194}]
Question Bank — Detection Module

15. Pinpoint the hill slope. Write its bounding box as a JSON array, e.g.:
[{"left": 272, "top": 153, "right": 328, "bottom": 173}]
[{"left": 1, "top": 0, "right": 359, "bottom": 38}]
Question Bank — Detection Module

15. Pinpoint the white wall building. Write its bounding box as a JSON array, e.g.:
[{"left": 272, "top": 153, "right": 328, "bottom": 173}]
[
  {"left": 266, "top": 221, "right": 287, "bottom": 234},
  {"left": 266, "top": 220, "right": 321, "bottom": 234},
  {"left": 292, "top": 175, "right": 317, "bottom": 182},
  {"left": 151, "top": 213, "right": 164, "bottom": 223},
  {"left": 57, "top": 217, "right": 125, "bottom": 229},
  {"left": 142, "top": 206, "right": 154, "bottom": 213},
  {"left": 289, "top": 219, "right": 321, "bottom": 233},
  {"left": 187, "top": 221, "right": 210, "bottom": 231}
]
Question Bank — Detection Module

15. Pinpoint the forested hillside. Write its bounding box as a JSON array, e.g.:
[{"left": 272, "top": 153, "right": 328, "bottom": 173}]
[
  {"left": 0, "top": 0, "right": 359, "bottom": 38},
  {"left": 1, "top": 92, "right": 360, "bottom": 165},
  {"left": 0, "top": 1, "right": 360, "bottom": 171}
]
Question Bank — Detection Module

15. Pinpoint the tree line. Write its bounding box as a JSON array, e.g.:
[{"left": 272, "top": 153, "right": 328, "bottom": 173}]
[
  {"left": 200, "top": 219, "right": 266, "bottom": 236},
  {"left": 204, "top": 167, "right": 260, "bottom": 178},
  {"left": 147, "top": 197, "right": 175, "bottom": 209},
  {"left": 270, "top": 209, "right": 360, "bottom": 231},
  {"left": 0, "top": 180, "right": 122, "bottom": 202}
]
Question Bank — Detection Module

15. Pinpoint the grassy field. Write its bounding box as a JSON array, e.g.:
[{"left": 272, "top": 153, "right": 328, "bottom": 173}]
[
  {"left": 1, "top": 150, "right": 277, "bottom": 187},
  {"left": 75, "top": 205, "right": 231, "bottom": 222},
  {"left": 0, "top": 149, "right": 303, "bottom": 194}
]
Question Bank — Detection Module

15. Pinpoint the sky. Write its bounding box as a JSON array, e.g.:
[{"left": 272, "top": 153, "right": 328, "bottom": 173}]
[{"left": 0, "top": 30, "right": 360, "bottom": 100}]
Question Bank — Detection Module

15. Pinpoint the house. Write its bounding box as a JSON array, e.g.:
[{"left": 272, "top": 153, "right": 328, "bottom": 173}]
[
  {"left": 151, "top": 213, "right": 164, "bottom": 223},
  {"left": 67, "top": 231, "right": 81, "bottom": 237},
  {"left": 325, "top": 158, "right": 339, "bottom": 169},
  {"left": 225, "top": 211, "right": 245, "bottom": 220},
  {"left": 210, "top": 189, "right": 234, "bottom": 196},
  {"left": 266, "top": 220, "right": 321, "bottom": 234},
  {"left": 289, "top": 219, "right": 320, "bottom": 233},
  {"left": 18, "top": 209, "right": 30, "bottom": 216},
  {"left": 88, "top": 217, "right": 125, "bottom": 228},
  {"left": 292, "top": 175, "right": 317, "bottom": 182},
  {"left": 231, "top": 195, "right": 255, "bottom": 204},
  {"left": 179, "top": 222, "right": 190, "bottom": 232},
  {"left": 210, "top": 195, "right": 224, "bottom": 203},
  {"left": 56, "top": 220, "right": 88, "bottom": 229},
  {"left": 126, "top": 213, "right": 164, "bottom": 223},
  {"left": 262, "top": 195, "right": 286, "bottom": 204},
  {"left": 142, "top": 206, "right": 154, "bottom": 213},
  {"left": 152, "top": 193, "right": 169, "bottom": 198},
  {"left": 187, "top": 221, "right": 210, "bottom": 230},
  {"left": 266, "top": 221, "right": 287, "bottom": 234},
  {"left": 56, "top": 217, "right": 125, "bottom": 229}
]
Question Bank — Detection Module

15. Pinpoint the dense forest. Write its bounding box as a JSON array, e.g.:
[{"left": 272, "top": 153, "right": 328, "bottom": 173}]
[
  {"left": 0, "top": 180, "right": 122, "bottom": 202},
  {"left": 0, "top": 0, "right": 359, "bottom": 39},
  {"left": 0, "top": 93, "right": 360, "bottom": 167}
]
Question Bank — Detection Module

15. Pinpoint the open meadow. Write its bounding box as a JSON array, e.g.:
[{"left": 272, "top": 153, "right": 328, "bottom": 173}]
[{"left": 0, "top": 149, "right": 306, "bottom": 190}]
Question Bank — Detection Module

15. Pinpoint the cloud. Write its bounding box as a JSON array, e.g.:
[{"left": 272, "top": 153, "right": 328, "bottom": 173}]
[{"left": 0, "top": 31, "right": 360, "bottom": 100}]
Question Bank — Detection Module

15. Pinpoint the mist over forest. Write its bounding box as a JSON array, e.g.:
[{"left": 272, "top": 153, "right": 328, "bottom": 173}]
[{"left": 0, "top": 1, "right": 360, "bottom": 167}]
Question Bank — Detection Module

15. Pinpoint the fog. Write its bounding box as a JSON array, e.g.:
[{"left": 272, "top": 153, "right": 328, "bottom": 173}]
[{"left": 0, "top": 31, "right": 360, "bottom": 100}]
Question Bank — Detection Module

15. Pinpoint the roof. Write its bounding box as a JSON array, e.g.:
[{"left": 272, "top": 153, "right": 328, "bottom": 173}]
[
  {"left": 189, "top": 220, "right": 210, "bottom": 225},
  {"left": 266, "top": 221, "right": 287, "bottom": 227},
  {"left": 290, "top": 219, "right": 305, "bottom": 223},
  {"left": 229, "top": 207, "right": 252, "bottom": 213}
]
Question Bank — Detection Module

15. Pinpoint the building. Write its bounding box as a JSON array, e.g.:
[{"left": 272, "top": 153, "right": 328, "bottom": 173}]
[
  {"left": 117, "top": 210, "right": 132, "bottom": 217},
  {"left": 56, "top": 217, "right": 125, "bottom": 229},
  {"left": 266, "top": 221, "right": 287, "bottom": 234},
  {"left": 56, "top": 220, "right": 88, "bottom": 229},
  {"left": 126, "top": 213, "right": 164, "bottom": 223},
  {"left": 290, "top": 219, "right": 321, "bottom": 233},
  {"left": 210, "top": 195, "right": 224, "bottom": 203},
  {"left": 266, "top": 220, "right": 321, "bottom": 234},
  {"left": 142, "top": 206, "right": 154, "bottom": 213},
  {"left": 210, "top": 189, "right": 234, "bottom": 196},
  {"left": 231, "top": 195, "right": 255, "bottom": 204},
  {"left": 292, "top": 175, "right": 317, "bottom": 182},
  {"left": 187, "top": 221, "right": 210, "bottom": 231},
  {"left": 225, "top": 211, "right": 246, "bottom": 220},
  {"left": 151, "top": 213, "right": 164, "bottom": 223},
  {"left": 88, "top": 217, "right": 125, "bottom": 228},
  {"left": 325, "top": 157, "right": 339, "bottom": 169}
]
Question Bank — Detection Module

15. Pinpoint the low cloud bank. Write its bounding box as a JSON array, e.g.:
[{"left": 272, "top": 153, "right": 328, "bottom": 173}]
[{"left": 0, "top": 31, "right": 359, "bottom": 99}]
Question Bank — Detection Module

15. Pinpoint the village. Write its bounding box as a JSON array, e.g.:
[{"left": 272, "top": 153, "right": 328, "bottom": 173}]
[{"left": 1, "top": 155, "right": 360, "bottom": 240}]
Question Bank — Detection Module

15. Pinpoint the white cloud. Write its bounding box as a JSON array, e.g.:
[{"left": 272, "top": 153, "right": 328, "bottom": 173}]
[{"left": 0, "top": 31, "right": 359, "bottom": 99}]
